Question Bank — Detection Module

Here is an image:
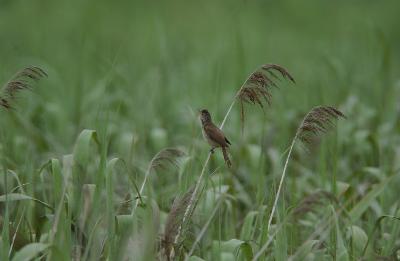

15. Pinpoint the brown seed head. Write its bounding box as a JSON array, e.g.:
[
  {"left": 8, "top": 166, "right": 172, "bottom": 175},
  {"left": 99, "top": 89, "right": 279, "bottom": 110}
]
[
  {"left": 0, "top": 66, "right": 47, "bottom": 109},
  {"left": 297, "top": 106, "right": 346, "bottom": 146},
  {"left": 237, "top": 64, "right": 295, "bottom": 129}
]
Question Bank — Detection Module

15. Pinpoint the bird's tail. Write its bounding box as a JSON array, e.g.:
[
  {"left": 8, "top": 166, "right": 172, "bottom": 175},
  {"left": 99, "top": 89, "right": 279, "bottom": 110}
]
[{"left": 221, "top": 147, "right": 232, "bottom": 168}]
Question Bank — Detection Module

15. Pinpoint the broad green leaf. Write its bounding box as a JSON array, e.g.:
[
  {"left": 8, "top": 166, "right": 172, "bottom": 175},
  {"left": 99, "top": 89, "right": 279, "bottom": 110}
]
[
  {"left": 240, "top": 211, "right": 258, "bottom": 241},
  {"left": 349, "top": 176, "right": 393, "bottom": 222},
  {"left": 346, "top": 225, "right": 367, "bottom": 257},
  {"left": 220, "top": 239, "right": 253, "bottom": 260},
  {"left": 50, "top": 158, "right": 63, "bottom": 204},
  {"left": 106, "top": 158, "right": 120, "bottom": 261},
  {"left": 115, "top": 214, "right": 134, "bottom": 261},
  {"left": 220, "top": 252, "right": 235, "bottom": 261},
  {"left": 203, "top": 185, "right": 229, "bottom": 214},
  {"left": 189, "top": 256, "right": 206, "bottom": 261},
  {"left": 289, "top": 240, "right": 320, "bottom": 260},
  {"left": 331, "top": 206, "right": 349, "bottom": 261},
  {"left": 239, "top": 242, "right": 253, "bottom": 261},
  {"left": 70, "top": 129, "right": 101, "bottom": 219},
  {"left": 12, "top": 243, "right": 50, "bottom": 261},
  {"left": 116, "top": 215, "right": 134, "bottom": 235},
  {"left": 46, "top": 158, "right": 72, "bottom": 261},
  {"left": 73, "top": 129, "right": 99, "bottom": 165},
  {"left": 336, "top": 181, "right": 350, "bottom": 197},
  {"left": 221, "top": 239, "right": 245, "bottom": 252}
]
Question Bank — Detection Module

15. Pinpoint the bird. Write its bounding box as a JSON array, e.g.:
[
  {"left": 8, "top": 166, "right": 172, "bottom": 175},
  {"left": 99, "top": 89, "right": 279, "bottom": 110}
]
[{"left": 199, "top": 109, "right": 232, "bottom": 167}]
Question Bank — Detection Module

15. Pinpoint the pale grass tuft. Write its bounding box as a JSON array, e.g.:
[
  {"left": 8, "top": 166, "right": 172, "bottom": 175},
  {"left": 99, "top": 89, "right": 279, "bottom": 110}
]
[
  {"left": 162, "top": 187, "right": 195, "bottom": 261},
  {"left": 133, "top": 148, "right": 186, "bottom": 211},
  {"left": 149, "top": 148, "right": 186, "bottom": 171}
]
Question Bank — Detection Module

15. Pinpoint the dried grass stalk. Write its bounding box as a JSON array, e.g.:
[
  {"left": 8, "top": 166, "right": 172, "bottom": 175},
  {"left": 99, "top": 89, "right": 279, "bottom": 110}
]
[
  {"left": 162, "top": 187, "right": 195, "bottom": 261},
  {"left": 0, "top": 66, "right": 47, "bottom": 109}
]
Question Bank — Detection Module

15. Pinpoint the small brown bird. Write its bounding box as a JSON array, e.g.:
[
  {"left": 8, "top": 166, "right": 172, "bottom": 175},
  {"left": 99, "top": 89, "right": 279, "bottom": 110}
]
[{"left": 199, "top": 109, "right": 232, "bottom": 167}]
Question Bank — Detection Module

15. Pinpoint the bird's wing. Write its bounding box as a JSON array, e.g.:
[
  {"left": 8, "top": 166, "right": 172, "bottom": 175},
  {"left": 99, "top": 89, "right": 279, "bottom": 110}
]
[{"left": 204, "top": 124, "right": 230, "bottom": 147}]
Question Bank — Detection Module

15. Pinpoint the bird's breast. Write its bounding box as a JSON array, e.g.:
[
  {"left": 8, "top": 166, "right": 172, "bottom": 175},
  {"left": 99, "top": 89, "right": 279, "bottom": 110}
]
[{"left": 202, "top": 128, "right": 220, "bottom": 148}]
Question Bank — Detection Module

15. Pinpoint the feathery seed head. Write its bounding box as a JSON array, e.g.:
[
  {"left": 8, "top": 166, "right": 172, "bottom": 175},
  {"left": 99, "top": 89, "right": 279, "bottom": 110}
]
[
  {"left": 238, "top": 64, "right": 295, "bottom": 128},
  {"left": 0, "top": 66, "right": 47, "bottom": 109},
  {"left": 297, "top": 106, "right": 345, "bottom": 146}
]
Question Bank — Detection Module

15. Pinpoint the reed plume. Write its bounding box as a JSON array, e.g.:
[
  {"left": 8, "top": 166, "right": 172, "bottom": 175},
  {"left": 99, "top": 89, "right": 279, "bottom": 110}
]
[
  {"left": 263, "top": 106, "right": 345, "bottom": 253},
  {"left": 0, "top": 66, "right": 47, "bottom": 109},
  {"left": 237, "top": 64, "right": 295, "bottom": 127},
  {"left": 297, "top": 106, "right": 346, "bottom": 146}
]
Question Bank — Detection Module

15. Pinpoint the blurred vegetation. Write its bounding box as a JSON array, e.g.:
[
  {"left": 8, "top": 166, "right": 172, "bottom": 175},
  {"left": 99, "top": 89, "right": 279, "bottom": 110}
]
[{"left": 0, "top": 0, "right": 400, "bottom": 260}]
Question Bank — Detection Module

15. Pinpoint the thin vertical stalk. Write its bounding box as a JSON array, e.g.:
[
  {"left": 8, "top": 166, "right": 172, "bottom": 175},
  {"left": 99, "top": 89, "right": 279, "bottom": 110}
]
[{"left": 266, "top": 136, "right": 297, "bottom": 235}]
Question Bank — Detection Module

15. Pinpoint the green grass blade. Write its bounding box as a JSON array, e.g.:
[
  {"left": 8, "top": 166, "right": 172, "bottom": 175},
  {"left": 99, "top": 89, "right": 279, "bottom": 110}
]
[{"left": 0, "top": 193, "right": 53, "bottom": 210}]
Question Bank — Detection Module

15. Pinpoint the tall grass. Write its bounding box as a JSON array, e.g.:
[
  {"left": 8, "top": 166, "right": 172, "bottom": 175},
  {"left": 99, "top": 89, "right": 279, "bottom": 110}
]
[{"left": 1, "top": 0, "right": 400, "bottom": 260}]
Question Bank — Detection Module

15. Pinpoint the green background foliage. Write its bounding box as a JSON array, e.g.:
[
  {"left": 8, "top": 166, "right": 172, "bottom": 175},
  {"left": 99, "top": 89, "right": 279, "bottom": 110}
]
[{"left": 1, "top": 0, "right": 400, "bottom": 260}]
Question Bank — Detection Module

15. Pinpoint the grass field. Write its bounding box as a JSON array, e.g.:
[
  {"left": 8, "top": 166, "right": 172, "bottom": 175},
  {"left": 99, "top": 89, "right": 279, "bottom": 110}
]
[{"left": 1, "top": 0, "right": 400, "bottom": 260}]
